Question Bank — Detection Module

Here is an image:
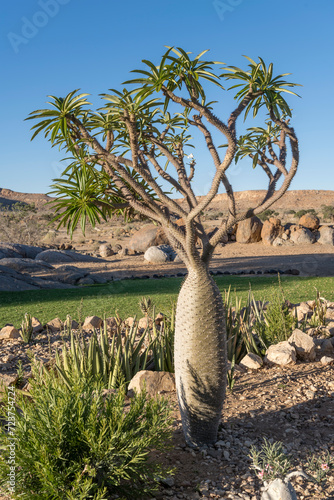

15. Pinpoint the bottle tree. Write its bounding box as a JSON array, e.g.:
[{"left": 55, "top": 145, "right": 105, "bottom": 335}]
[{"left": 27, "top": 48, "right": 300, "bottom": 447}]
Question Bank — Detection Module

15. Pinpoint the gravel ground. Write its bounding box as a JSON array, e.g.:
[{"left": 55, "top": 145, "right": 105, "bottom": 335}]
[{"left": 1, "top": 328, "right": 334, "bottom": 499}]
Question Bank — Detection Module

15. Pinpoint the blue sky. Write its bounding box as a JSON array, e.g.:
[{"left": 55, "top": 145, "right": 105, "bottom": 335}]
[{"left": 1, "top": 0, "right": 333, "bottom": 195}]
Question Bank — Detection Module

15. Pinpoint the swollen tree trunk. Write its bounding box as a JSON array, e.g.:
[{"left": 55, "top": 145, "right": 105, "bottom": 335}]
[{"left": 174, "top": 263, "right": 227, "bottom": 447}]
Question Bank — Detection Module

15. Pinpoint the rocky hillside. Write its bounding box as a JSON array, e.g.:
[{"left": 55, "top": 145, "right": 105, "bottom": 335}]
[
  {"left": 1, "top": 188, "right": 333, "bottom": 213},
  {"left": 0, "top": 188, "right": 53, "bottom": 209},
  {"left": 187, "top": 190, "right": 334, "bottom": 213}
]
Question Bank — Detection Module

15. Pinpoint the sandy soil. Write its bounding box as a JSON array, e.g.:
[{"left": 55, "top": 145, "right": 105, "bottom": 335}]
[{"left": 35, "top": 241, "right": 334, "bottom": 283}]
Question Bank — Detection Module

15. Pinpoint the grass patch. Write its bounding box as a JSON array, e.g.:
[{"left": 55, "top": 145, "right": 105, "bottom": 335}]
[{"left": 0, "top": 275, "right": 333, "bottom": 328}]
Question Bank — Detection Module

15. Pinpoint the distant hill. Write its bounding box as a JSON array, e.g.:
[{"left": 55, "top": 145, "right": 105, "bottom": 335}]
[
  {"left": 0, "top": 187, "right": 333, "bottom": 214},
  {"left": 181, "top": 190, "right": 334, "bottom": 213},
  {"left": 0, "top": 188, "right": 53, "bottom": 209}
]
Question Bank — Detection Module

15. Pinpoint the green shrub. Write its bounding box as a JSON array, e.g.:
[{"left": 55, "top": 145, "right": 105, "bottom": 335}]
[
  {"left": 0, "top": 360, "right": 174, "bottom": 499},
  {"left": 20, "top": 313, "right": 34, "bottom": 343},
  {"left": 254, "top": 280, "right": 296, "bottom": 345},
  {"left": 322, "top": 205, "right": 334, "bottom": 222},
  {"left": 224, "top": 287, "right": 265, "bottom": 363},
  {"left": 294, "top": 208, "right": 318, "bottom": 219},
  {"left": 258, "top": 209, "right": 279, "bottom": 222}
]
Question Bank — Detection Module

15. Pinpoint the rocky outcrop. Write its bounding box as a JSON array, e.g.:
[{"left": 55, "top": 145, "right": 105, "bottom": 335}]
[
  {"left": 0, "top": 243, "right": 45, "bottom": 259},
  {"left": 0, "top": 258, "right": 53, "bottom": 273},
  {"left": 0, "top": 264, "right": 72, "bottom": 292},
  {"left": 36, "top": 249, "right": 103, "bottom": 263}
]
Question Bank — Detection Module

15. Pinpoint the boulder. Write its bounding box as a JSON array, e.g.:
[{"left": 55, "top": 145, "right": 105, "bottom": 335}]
[
  {"left": 144, "top": 246, "right": 170, "bottom": 264},
  {"left": 157, "top": 244, "right": 177, "bottom": 261},
  {"left": 299, "top": 213, "right": 320, "bottom": 231},
  {"left": 239, "top": 352, "right": 263, "bottom": 370},
  {"left": 155, "top": 312, "right": 165, "bottom": 326},
  {"left": 327, "top": 321, "right": 334, "bottom": 335},
  {"left": 265, "top": 342, "right": 296, "bottom": 366},
  {"left": 0, "top": 325, "right": 20, "bottom": 340},
  {"left": 127, "top": 370, "right": 175, "bottom": 397},
  {"left": 290, "top": 227, "right": 315, "bottom": 244},
  {"left": 261, "top": 219, "right": 281, "bottom": 246},
  {"left": 82, "top": 316, "right": 103, "bottom": 330},
  {"left": 127, "top": 225, "right": 169, "bottom": 253},
  {"left": 77, "top": 276, "right": 95, "bottom": 285},
  {"left": 36, "top": 249, "right": 76, "bottom": 263},
  {"left": 99, "top": 244, "right": 114, "bottom": 258},
  {"left": 236, "top": 216, "right": 263, "bottom": 243},
  {"left": 317, "top": 226, "right": 334, "bottom": 245},
  {"left": 288, "top": 329, "right": 316, "bottom": 361}
]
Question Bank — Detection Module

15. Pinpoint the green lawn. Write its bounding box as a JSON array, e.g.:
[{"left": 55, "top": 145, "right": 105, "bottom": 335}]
[{"left": 1, "top": 275, "right": 333, "bottom": 328}]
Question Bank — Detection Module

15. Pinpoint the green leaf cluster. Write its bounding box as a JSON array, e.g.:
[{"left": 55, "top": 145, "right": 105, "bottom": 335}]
[
  {"left": 0, "top": 360, "right": 174, "bottom": 499},
  {"left": 26, "top": 47, "right": 300, "bottom": 236},
  {"left": 222, "top": 55, "right": 301, "bottom": 118}
]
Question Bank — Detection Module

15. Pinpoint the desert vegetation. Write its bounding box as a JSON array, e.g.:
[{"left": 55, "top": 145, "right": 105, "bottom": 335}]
[
  {"left": 25, "top": 46, "right": 301, "bottom": 449},
  {"left": 2, "top": 47, "right": 334, "bottom": 499}
]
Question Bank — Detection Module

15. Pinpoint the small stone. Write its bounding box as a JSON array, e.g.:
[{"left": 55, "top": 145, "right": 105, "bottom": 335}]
[
  {"left": 239, "top": 353, "right": 263, "bottom": 370},
  {"left": 127, "top": 370, "right": 175, "bottom": 398},
  {"left": 82, "top": 316, "right": 103, "bottom": 330},
  {"left": 99, "top": 243, "right": 114, "bottom": 258},
  {"left": 0, "top": 373, "right": 19, "bottom": 391},
  {"left": 160, "top": 476, "right": 175, "bottom": 488},
  {"left": 320, "top": 356, "right": 334, "bottom": 365},
  {"left": 288, "top": 329, "right": 316, "bottom": 361},
  {"left": 265, "top": 342, "right": 296, "bottom": 366},
  {"left": 0, "top": 325, "right": 20, "bottom": 340},
  {"left": 46, "top": 318, "right": 64, "bottom": 332}
]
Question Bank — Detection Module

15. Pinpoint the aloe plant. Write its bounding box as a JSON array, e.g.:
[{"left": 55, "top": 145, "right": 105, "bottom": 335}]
[
  {"left": 55, "top": 318, "right": 152, "bottom": 389},
  {"left": 224, "top": 287, "right": 265, "bottom": 364},
  {"left": 20, "top": 313, "right": 34, "bottom": 343},
  {"left": 149, "top": 305, "right": 175, "bottom": 373}
]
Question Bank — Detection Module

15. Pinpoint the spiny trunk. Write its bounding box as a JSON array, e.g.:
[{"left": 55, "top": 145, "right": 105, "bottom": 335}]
[{"left": 174, "top": 264, "right": 227, "bottom": 447}]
